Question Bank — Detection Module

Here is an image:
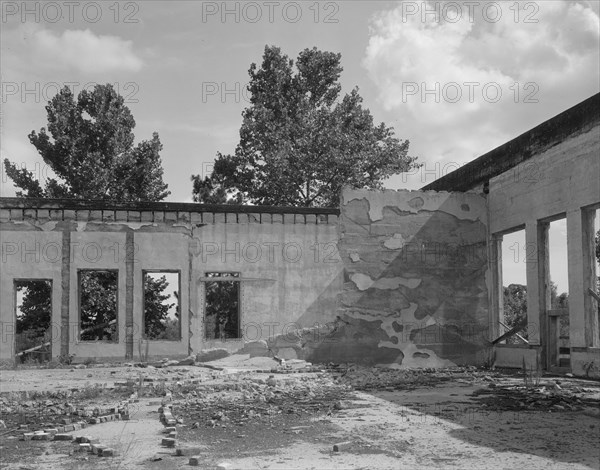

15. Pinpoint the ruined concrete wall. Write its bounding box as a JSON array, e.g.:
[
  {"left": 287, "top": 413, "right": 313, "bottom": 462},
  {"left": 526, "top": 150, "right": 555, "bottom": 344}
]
[
  {"left": 190, "top": 219, "right": 342, "bottom": 353},
  {"left": 321, "top": 189, "right": 490, "bottom": 367},
  {"left": 487, "top": 123, "right": 600, "bottom": 375},
  {"left": 0, "top": 204, "right": 342, "bottom": 362}
]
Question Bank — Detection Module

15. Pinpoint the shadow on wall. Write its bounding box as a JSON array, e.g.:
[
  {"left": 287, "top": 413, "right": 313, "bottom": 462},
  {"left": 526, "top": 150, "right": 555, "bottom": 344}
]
[{"left": 325, "top": 190, "right": 490, "bottom": 367}]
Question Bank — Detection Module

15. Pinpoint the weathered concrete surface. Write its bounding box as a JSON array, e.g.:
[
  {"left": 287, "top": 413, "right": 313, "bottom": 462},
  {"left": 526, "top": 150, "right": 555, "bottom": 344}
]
[
  {"left": 329, "top": 189, "right": 489, "bottom": 368},
  {"left": 0, "top": 201, "right": 342, "bottom": 362},
  {"left": 487, "top": 122, "right": 600, "bottom": 370}
]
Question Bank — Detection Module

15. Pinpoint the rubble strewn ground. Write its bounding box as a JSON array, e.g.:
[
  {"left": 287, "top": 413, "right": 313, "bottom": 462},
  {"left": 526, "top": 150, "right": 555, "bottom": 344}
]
[{"left": 1, "top": 355, "right": 599, "bottom": 469}]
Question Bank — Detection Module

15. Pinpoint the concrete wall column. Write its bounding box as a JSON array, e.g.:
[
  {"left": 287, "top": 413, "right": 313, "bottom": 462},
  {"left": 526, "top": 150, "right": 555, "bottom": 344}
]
[
  {"left": 60, "top": 228, "right": 71, "bottom": 358},
  {"left": 125, "top": 230, "right": 134, "bottom": 359},
  {"left": 567, "top": 209, "right": 599, "bottom": 348},
  {"left": 525, "top": 220, "right": 549, "bottom": 346},
  {"left": 489, "top": 235, "right": 503, "bottom": 341}
]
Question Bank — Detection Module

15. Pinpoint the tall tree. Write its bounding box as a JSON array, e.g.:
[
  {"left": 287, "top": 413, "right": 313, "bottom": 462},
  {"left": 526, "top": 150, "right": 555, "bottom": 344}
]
[
  {"left": 5, "top": 84, "right": 172, "bottom": 353},
  {"left": 4, "top": 84, "right": 170, "bottom": 201},
  {"left": 192, "top": 46, "right": 419, "bottom": 207}
]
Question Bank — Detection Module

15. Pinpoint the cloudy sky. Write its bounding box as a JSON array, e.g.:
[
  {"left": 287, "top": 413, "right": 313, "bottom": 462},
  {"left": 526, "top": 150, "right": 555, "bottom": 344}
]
[{"left": 2, "top": 1, "right": 599, "bottom": 291}]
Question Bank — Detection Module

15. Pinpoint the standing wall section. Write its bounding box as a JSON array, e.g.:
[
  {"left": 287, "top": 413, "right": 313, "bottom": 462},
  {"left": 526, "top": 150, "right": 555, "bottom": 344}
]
[
  {"left": 332, "top": 189, "right": 490, "bottom": 367},
  {"left": 0, "top": 200, "right": 342, "bottom": 362}
]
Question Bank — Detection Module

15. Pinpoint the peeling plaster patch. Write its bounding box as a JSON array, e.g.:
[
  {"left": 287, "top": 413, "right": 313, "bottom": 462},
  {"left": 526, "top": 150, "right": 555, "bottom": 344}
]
[
  {"left": 413, "top": 351, "right": 430, "bottom": 359},
  {"left": 407, "top": 197, "right": 424, "bottom": 210},
  {"left": 76, "top": 222, "right": 87, "bottom": 232},
  {"left": 344, "top": 189, "right": 485, "bottom": 222},
  {"left": 383, "top": 233, "right": 406, "bottom": 250},
  {"left": 173, "top": 223, "right": 192, "bottom": 230},
  {"left": 349, "top": 252, "right": 361, "bottom": 262},
  {"left": 39, "top": 221, "right": 58, "bottom": 231},
  {"left": 105, "top": 222, "right": 157, "bottom": 230},
  {"left": 387, "top": 343, "right": 456, "bottom": 369},
  {"left": 350, "top": 273, "right": 421, "bottom": 291}
]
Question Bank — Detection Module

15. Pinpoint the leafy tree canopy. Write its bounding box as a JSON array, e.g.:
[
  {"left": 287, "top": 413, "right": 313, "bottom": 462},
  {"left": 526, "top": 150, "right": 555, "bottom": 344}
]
[
  {"left": 192, "top": 45, "right": 419, "bottom": 207},
  {"left": 4, "top": 84, "right": 170, "bottom": 201}
]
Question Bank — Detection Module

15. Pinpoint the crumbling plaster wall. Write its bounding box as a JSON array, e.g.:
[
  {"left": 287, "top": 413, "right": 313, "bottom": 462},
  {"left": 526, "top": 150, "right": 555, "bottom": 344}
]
[{"left": 323, "top": 189, "right": 490, "bottom": 367}]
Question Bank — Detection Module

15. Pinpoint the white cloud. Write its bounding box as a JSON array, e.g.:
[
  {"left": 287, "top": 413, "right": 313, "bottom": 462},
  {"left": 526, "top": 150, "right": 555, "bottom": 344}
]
[
  {"left": 363, "top": 1, "right": 600, "bottom": 190},
  {"left": 30, "top": 28, "right": 143, "bottom": 75}
]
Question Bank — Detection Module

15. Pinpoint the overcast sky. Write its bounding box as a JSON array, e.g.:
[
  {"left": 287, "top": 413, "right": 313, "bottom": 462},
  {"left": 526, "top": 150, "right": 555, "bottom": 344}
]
[{"left": 2, "top": 1, "right": 599, "bottom": 292}]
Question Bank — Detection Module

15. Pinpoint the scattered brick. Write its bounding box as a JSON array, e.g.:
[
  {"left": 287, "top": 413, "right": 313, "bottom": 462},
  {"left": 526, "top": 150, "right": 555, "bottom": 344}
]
[
  {"left": 99, "top": 447, "right": 115, "bottom": 457},
  {"left": 333, "top": 441, "right": 353, "bottom": 452},
  {"left": 162, "top": 437, "right": 176, "bottom": 447}
]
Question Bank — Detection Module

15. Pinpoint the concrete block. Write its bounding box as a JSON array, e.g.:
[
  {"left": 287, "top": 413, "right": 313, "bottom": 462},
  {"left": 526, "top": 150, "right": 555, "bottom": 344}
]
[
  {"left": 333, "top": 441, "right": 353, "bottom": 452},
  {"left": 44, "top": 428, "right": 58, "bottom": 434},
  {"left": 100, "top": 448, "right": 115, "bottom": 457},
  {"left": 272, "top": 214, "right": 283, "bottom": 224},
  {"left": 0, "top": 209, "right": 10, "bottom": 222},
  {"left": 163, "top": 426, "right": 177, "bottom": 434},
  {"left": 162, "top": 438, "right": 176, "bottom": 447},
  {"left": 89, "top": 210, "right": 102, "bottom": 221},
  {"left": 141, "top": 211, "right": 153, "bottom": 223},
  {"left": 75, "top": 436, "right": 93, "bottom": 443},
  {"left": 165, "top": 418, "right": 177, "bottom": 426},
  {"left": 37, "top": 209, "right": 50, "bottom": 221},
  {"left": 63, "top": 424, "right": 75, "bottom": 432},
  {"left": 50, "top": 209, "right": 63, "bottom": 220},
  {"left": 154, "top": 211, "right": 165, "bottom": 222},
  {"left": 76, "top": 210, "right": 89, "bottom": 221},
  {"left": 128, "top": 210, "right": 141, "bottom": 222},
  {"left": 115, "top": 210, "right": 128, "bottom": 221},
  {"left": 53, "top": 433, "right": 73, "bottom": 441},
  {"left": 78, "top": 443, "right": 91, "bottom": 452},
  {"left": 165, "top": 211, "right": 177, "bottom": 223},
  {"left": 305, "top": 214, "right": 317, "bottom": 224},
  {"left": 196, "top": 348, "right": 230, "bottom": 362},
  {"left": 189, "top": 456, "right": 202, "bottom": 466},
  {"left": 102, "top": 210, "right": 115, "bottom": 222},
  {"left": 22, "top": 433, "right": 34, "bottom": 441},
  {"left": 32, "top": 433, "right": 51, "bottom": 440}
]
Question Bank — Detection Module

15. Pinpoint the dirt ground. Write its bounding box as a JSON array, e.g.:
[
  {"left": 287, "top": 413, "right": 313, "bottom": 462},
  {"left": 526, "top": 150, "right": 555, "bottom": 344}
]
[{"left": 1, "top": 356, "right": 599, "bottom": 470}]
